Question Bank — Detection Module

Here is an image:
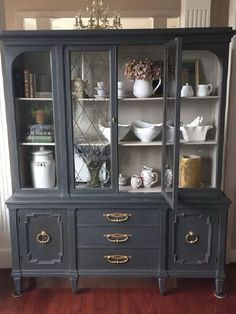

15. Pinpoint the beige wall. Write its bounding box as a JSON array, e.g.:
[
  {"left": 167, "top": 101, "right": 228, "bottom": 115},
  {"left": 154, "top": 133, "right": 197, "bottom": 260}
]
[
  {"left": 0, "top": 0, "right": 6, "bottom": 29},
  {"left": 3, "top": 0, "right": 181, "bottom": 30},
  {"left": 211, "top": 0, "right": 229, "bottom": 26}
]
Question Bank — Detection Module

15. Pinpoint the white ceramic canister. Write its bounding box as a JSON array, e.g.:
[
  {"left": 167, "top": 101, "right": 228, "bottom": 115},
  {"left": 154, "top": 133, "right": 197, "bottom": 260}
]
[{"left": 31, "top": 147, "right": 55, "bottom": 188}]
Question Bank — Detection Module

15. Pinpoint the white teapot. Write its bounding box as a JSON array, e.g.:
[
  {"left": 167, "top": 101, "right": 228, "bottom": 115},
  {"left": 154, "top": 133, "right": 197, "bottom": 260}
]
[
  {"left": 181, "top": 83, "right": 194, "bottom": 97},
  {"left": 141, "top": 165, "right": 158, "bottom": 188}
]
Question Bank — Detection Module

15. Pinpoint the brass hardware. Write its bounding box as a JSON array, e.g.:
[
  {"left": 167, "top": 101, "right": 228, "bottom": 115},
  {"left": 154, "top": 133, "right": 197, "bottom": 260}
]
[
  {"left": 103, "top": 212, "right": 132, "bottom": 223},
  {"left": 103, "top": 233, "right": 132, "bottom": 243},
  {"left": 104, "top": 255, "right": 131, "bottom": 264},
  {"left": 185, "top": 231, "right": 199, "bottom": 244},
  {"left": 36, "top": 231, "right": 50, "bottom": 244}
]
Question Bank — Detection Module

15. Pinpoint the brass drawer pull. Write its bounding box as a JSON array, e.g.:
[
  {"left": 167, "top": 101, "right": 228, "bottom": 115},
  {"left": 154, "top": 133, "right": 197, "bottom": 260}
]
[
  {"left": 104, "top": 233, "right": 132, "bottom": 243},
  {"left": 36, "top": 231, "right": 50, "bottom": 244},
  {"left": 104, "top": 255, "right": 131, "bottom": 264},
  {"left": 103, "top": 213, "right": 132, "bottom": 223},
  {"left": 185, "top": 231, "right": 199, "bottom": 244}
]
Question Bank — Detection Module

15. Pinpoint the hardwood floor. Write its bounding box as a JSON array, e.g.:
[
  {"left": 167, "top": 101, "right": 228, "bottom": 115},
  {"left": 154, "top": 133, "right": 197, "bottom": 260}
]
[{"left": 0, "top": 265, "right": 236, "bottom": 314}]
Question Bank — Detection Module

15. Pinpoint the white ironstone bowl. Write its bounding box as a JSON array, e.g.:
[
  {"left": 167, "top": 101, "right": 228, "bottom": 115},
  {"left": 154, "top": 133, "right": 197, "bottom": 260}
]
[
  {"left": 180, "top": 125, "right": 213, "bottom": 141},
  {"left": 131, "top": 120, "right": 162, "bottom": 142},
  {"left": 99, "top": 121, "right": 131, "bottom": 142}
]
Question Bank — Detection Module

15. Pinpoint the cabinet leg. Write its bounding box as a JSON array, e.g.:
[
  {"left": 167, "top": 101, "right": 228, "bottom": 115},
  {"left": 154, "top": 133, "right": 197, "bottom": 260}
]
[
  {"left": 70, "top": 276, "right": 78, "bottom": 295},
  {"left": 158, "top": 278, "right": 166, "bottom": 296},
  {"left": 214, "top": 278, "right": 227, "bottom": 298},
  {"left": 12, "top": 276, "right": 24, "bottom": 297}
]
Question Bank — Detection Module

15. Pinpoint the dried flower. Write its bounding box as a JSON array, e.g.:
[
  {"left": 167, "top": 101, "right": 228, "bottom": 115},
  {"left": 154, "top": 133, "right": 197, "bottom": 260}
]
[{"left": 124, "top": 58, "right": 162, "bottom": 80}]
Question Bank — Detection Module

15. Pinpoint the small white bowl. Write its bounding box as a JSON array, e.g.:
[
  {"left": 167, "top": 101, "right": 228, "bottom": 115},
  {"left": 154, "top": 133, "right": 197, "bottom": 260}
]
[
  {"left": 99, "top": 121, "right": 131, "bottom": 142},
  {"left": 180, "top": 125, "right": 213, "bottom": 141},
  {"left": 131, "top": 120, "right": 162, "bottom": 142}
]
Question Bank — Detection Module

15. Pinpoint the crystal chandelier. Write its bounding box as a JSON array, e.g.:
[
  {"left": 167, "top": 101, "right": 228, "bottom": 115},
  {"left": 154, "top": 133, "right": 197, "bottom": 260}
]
[{"left": 74, "top": 0, "right": 122, "bottom": 30}]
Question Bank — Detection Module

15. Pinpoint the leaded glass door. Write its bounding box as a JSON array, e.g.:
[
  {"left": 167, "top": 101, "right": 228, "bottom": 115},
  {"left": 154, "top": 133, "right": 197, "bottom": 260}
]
[
  {"left": 65, "top": 46, "right": 117, "bottom": 193},
  {"left": 161, "top": 38, "right": 182, "bottom": 209}
]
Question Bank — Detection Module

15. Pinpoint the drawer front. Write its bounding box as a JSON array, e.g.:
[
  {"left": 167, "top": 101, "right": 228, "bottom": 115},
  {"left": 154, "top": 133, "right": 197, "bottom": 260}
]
[
  {"left": 168, "top": 210, "right": 218, "bottom": 270},
  {"left": 18, "top": 209, "right": 68, "bottom": 269},
  {"left": 78, "top": 248, "right": 159, "bottom": 271},
  {"left": 77, "top": 209, "right": 160, "bottom": 226},
  {"left": 77, "top": 226, "right": 160, "bottom": 247}
]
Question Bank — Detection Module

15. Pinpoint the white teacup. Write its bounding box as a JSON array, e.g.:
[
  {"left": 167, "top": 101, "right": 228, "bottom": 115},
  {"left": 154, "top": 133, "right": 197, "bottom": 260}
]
[
  {"left": 97, "top": 81, "right": 104, "bottom": 88},
  {"left": 196, "top": 84, "right": 213, "bottom": 97},
  {"left": 96, "top": 88, "right": 105, "bottom": 97},
  {"left": 130, "top": 174, "right": 142, "bottom": 189}
]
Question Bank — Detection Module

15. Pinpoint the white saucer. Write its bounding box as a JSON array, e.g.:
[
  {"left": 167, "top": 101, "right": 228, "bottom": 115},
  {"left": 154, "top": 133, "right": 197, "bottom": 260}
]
[{"left": 94, "top": 94, "right": 107, "bottom": 99}]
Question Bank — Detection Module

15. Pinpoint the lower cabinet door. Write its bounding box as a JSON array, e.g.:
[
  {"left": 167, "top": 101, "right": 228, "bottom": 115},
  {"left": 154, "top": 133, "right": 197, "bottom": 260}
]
[
  {"left": 168, "top": 210, "right": 219, "bottom": 270},
  {"left": 18, "top": 209, "right": 69, "bottom": 270}
]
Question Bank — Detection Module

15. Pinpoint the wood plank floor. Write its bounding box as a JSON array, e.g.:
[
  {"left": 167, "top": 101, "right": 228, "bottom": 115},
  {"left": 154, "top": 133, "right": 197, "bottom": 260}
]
[{"left": 0, "top": 265, "right": 236, "bottom": 314}]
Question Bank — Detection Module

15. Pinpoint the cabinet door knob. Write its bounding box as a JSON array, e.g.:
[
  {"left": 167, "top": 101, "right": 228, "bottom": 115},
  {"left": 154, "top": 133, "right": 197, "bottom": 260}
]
[
  {"left": 112, "top": 117, "right": 118, "bottom": 123},
  {"left": 103, "top": 212, "right": 132, "bottom": 222},
  {"left": 104, "top": 255, "right": 131, "bottom": 264},
  {"left": 104, "top": 233, "right": 132, "bottom": 243},
  {"left": 185, "top": 231, "right": 199, "bottom": 244},
  {"left": 36, "top": 231, "right": 50, "bottom": 244}
]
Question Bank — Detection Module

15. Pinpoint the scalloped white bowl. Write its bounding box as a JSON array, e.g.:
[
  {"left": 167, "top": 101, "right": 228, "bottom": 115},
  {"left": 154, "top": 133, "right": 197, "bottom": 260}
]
[
  {"left": 131, "top": 120, "right": 162, "bottom": 142},
  {"left": 180, "top": 125, "right": 213, "bottom": 141},
  {"left": 99, "top": 122, "right": 131, "bottom": 142}
]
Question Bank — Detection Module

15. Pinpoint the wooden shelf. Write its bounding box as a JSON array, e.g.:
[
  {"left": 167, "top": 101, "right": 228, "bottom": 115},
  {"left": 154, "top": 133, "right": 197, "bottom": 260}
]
[{"left": 119, "top": 185, "right": 161, "bottom": 193}]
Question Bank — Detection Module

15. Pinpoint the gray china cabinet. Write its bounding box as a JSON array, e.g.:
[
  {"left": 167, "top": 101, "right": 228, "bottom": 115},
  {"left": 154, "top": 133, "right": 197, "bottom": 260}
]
[{"left": 0, "top": 28, "right": 234, "bottom": 297}]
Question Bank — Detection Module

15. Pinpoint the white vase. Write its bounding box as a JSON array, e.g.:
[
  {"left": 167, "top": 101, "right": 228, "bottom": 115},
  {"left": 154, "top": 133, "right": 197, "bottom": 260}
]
[
  {"left": 133, "top": 78, "right": 161, "bottom": 98},
  {"left": 31, "top": 148, "right": 55, "bottom": 188}
]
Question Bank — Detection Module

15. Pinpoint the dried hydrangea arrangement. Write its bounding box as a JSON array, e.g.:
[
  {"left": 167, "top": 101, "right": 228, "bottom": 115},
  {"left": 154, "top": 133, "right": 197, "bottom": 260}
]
[{"left": 124, "top": 58, "right": 162, "bottom": 80}]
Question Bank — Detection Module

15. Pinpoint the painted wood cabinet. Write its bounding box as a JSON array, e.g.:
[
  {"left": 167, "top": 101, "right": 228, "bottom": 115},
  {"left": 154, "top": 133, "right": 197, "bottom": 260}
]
[{"left": 0, "top": 27, "right": 234, "bottom": 297}]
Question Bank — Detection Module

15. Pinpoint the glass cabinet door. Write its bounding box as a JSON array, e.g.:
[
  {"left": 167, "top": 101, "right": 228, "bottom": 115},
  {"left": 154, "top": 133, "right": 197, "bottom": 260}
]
[
  {"left": 66, "top": 47, "right": 116, "bottom": 193},
  {"left": 12, "top": 49, "right": 58, "bottom": 191},
  {"left": 179, "top": 50, "right": 222, "bottom": 189},
  {"left": 162, "top": 39, "right": 182, "bottom": 209}
]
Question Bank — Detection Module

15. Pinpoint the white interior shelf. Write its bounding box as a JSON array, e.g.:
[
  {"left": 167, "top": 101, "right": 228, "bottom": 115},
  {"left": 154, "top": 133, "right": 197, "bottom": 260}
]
[
  {"left": 20, "top": 142, "right": 55, "bottom": 146},
  {"left": 119, "top": 185, "right": 161, "bottom": 193},
  {"left": 119, "top": 140, "right": 217, "bottom": 146},
  {"left": 16, "top": 97, "right": 53, "bottom": 101}
]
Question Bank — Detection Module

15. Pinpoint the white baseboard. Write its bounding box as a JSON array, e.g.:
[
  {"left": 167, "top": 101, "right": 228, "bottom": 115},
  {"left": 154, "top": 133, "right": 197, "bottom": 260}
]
[
  {"left": 230, "top": 249, "right": 236, "bottom": 262},
  {"left": 0, "top": 248, "right": 11, "bottom": 268}
]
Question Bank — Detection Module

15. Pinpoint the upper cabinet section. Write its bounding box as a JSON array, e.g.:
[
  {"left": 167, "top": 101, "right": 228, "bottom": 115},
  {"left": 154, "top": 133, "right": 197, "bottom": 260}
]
[{"left": 0, "top": 28, "right": 234, "bottom": 199}]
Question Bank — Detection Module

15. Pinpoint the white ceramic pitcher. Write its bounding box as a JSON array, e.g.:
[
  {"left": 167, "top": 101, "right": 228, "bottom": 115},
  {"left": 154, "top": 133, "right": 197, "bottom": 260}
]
[{"left": 196, "top": 84, "right": 213, "bottom": 97}]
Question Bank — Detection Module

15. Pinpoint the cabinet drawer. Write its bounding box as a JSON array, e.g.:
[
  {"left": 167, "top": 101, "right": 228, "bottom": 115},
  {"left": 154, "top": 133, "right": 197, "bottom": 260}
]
[
  {"left": 18, "top": 209, "right": 68, "bottom": 270},
  {"left": 77, "top": 226, "right": 160, "bottom": 247},
  {"left": 168, "top": 210, "right": 218, "bottom": 270},
  {"left": 77, "top": 209, "right": 160, "bottom": 226},
  {"left": 77, "top": 248, "right": 159, "bottom": 271}
]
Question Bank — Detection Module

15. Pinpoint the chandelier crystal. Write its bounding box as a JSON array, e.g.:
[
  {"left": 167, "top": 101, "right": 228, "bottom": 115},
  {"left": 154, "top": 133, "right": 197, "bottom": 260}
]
[{"left": 74, "top": 0, "right": 122, "bottom": 30}]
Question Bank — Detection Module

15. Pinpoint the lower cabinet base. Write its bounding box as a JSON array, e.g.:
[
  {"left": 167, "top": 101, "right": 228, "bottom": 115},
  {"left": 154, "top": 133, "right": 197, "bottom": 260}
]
[{"left": 11, "top": 274, "right": 226, "bottom": 297}]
